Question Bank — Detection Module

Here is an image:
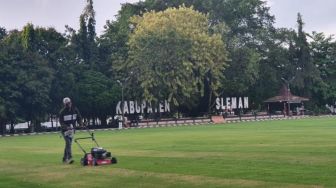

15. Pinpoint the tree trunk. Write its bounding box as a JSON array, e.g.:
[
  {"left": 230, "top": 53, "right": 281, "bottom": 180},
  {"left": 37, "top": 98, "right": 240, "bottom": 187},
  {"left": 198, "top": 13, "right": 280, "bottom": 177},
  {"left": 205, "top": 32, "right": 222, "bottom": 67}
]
[
  {"left": 50, "top": 114, "right": 54, "bottom": 128},
  {"left": 29, "top": 120, "right": 34, "bottom": 133},
  {"left": 34, "top": 119, "right": 41, "bottom": 132},
  {"left": 99, "top": 116, "right": 107, "bottom": 126},
  {"left": 207, "top": 72, "right": 213, "bottom": 115},
  {"left": 0, "top": 120, "right": 4, "bottom": 135},
  {"left": 208, "top": 88, "right": 213, "bottom": 115},
  {"left": 10, "top": 121, "right": 14, "bottom": 134}
]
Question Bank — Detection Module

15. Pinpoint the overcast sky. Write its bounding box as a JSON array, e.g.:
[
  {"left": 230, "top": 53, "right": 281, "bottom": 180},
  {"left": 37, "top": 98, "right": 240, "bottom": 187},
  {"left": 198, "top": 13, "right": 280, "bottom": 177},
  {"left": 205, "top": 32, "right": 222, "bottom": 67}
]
[
  {"left": 267, "top": 0, "right": 336, "bottom": 36},
  {"left": 0, "top": 0, "right": 335, "bottom": 36}
]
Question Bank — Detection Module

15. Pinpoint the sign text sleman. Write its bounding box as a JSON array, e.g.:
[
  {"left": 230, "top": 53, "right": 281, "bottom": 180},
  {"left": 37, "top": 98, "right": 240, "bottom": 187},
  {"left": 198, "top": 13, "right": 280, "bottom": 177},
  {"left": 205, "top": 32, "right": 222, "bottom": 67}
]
[{"left": 215, "top": 97, "right": 249, "bottom": 110}]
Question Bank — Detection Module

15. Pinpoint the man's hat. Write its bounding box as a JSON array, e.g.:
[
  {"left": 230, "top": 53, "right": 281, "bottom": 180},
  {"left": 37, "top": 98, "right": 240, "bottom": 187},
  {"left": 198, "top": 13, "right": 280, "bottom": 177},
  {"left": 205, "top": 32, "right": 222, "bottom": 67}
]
[{"left": 63, "top": 97, "right": 71, "bottom": 104}]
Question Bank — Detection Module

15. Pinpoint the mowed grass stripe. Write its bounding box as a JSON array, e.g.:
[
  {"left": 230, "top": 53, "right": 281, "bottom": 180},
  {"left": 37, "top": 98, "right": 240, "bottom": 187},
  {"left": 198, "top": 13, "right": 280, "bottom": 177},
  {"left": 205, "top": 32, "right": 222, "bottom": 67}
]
[
  {"left": 1, "top": 117, "right": 336, "bottom": 187},
  {"left": 0, "top": 160, "right": 323, "bottom": 188}
]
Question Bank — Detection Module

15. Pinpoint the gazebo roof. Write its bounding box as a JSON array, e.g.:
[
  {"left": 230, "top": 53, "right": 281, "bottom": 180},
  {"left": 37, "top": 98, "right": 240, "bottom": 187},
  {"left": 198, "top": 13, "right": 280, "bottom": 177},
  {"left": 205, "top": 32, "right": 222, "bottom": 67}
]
[{"left": 264, "top": 85, "right": 309, "bottom": 103}]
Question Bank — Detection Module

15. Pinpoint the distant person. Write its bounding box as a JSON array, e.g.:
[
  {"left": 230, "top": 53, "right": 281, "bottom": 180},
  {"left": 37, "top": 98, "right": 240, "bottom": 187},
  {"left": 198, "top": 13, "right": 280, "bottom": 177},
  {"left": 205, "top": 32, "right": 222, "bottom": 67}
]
[{"left": 59, "top": 97, "right": 83, "bottom": 164}]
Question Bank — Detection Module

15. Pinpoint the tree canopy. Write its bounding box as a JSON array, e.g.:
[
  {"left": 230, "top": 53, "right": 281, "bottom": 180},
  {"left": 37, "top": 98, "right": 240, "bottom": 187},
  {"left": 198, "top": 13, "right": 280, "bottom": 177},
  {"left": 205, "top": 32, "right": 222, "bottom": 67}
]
[{"left": 121, "top": 6, "right": 227, "bottom": 110}]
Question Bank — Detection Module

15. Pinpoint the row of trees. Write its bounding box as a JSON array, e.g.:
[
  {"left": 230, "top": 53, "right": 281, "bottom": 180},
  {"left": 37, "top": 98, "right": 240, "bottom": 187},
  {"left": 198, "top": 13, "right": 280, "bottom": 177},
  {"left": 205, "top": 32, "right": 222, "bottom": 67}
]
[
  {"left": 0, "top": 0, "right": 119, "bottom": 132},
  {"left": 1, "top": 0, "right": 336, "bottom": 133}
]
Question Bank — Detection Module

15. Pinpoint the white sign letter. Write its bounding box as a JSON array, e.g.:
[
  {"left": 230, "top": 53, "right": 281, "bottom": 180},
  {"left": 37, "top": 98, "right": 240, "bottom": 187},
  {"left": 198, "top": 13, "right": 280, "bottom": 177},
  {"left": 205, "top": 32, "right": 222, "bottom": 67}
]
[
  {"left": 147, "top": 103, "right": 153, "bottom": 113},
  {"left": 221, "top": 98, "right": 225, "bottom": 110},
  {"left": 231, "top": 97, "right": 237, "bottom": 109},
  {"left": 135, "top": 101, "right": 141, "bottom": 113},
  {"left": 123, "top": 101, "right": 129, "bottom": 114},
  {"left": 238, "top": 97, "right": 243, "bottom": 109},
  {"left": 116, "top": 101, "right": 122, "bottom": 114},
  {"left": 244, "top": 97, "right": 249, "bottom": 108},
  {"left": 226, "top": 97, "right": 231, "bottom": 110},
  {"left": 129, "top": 101, "right": 135, "bottom": 114},
  {"left": 159, "top": 102, "right": 164, "bottom": 113},
  {"left": 165, "top": 100, "right": 170, "bottom": 112},
  {"left": 216, "top": 98, "right": 220, "bottom": 110}
]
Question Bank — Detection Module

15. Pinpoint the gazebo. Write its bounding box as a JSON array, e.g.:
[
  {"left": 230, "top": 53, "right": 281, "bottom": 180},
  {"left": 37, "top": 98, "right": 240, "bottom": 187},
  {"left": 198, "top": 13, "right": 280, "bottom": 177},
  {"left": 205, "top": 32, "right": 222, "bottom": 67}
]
[{"left": 264, "top": 85, "right": 309, "bottom": 116}]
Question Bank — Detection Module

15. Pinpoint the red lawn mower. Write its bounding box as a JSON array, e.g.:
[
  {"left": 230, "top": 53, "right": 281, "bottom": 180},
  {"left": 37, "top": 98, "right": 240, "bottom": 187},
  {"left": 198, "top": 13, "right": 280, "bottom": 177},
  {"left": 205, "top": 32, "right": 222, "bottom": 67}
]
[{"left": 74, "top": 132, "right": 117, "bottom": 166}]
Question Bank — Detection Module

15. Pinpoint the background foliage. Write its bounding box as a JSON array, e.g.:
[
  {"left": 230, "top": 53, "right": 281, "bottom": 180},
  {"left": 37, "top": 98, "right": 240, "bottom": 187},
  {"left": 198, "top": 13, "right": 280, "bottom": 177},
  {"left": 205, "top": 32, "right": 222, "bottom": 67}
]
[{"left": 1, "top": 0, "right": 336, "bottom": 131}]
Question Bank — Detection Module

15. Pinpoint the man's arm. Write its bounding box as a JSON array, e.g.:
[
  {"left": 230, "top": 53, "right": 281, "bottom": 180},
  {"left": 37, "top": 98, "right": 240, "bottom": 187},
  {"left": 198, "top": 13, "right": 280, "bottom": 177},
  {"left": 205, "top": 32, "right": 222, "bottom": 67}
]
[{"left": 59, "top": 109, "right": 67, "bottom": 131}]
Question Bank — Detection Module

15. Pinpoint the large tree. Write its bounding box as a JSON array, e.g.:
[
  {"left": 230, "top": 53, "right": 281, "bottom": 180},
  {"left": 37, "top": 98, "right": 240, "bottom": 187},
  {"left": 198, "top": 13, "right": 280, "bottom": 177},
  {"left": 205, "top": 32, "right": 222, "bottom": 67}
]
[
  {"left": 120, "top": 6, "right": 228, "bottom": 113},
  {"left": 0, "top": 33, "right": 20, "bottom": 134},
  {"left": 0, "top": 25, "right": 54, "bottom": 132},
  {"left": 292, "top": 13, "right": 320, "bottom": 98},
  {"left": 99, "top": 2, "right": 146, "bottom": 78},
  {"left": 28, "top": 26, "right": 68, "bottom": 115},
  {"left": 66, "top": 0, "right": 98, "bottom": 69},
  {"left": 106, "top": 0, "right": 276, "bottom": 111},
  {"left": 74, "top": 70, "right": 120, "bottom": 126},
  {"left": 309, "top": 32, "right": 336, "bottom": 105}
]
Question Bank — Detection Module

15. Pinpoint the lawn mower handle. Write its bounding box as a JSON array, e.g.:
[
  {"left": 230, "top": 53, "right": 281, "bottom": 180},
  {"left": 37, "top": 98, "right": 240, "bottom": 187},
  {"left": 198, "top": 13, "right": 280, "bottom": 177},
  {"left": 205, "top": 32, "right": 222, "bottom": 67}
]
[
  {"left": 74, "top": 132, "right": 100, "bottom": 154},
  {"left": 74, "top": 136, "right": 94, "bottom": 142},
  {"left": 75, "top": 132, "right": 99, "bottom": 145}
]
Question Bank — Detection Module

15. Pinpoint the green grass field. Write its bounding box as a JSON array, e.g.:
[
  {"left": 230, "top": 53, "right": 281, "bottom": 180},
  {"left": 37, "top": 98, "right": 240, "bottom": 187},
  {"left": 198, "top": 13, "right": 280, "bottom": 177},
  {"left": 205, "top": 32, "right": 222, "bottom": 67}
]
[{"left": 1, "top": 117, "right": 336, "bottom": 188}]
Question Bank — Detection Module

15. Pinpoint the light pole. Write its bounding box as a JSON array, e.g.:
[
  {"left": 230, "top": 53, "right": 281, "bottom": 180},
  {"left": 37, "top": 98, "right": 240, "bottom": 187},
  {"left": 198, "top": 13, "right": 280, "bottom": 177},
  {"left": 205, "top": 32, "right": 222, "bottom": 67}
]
[
  {"left": 117, "top": 72, "right": 133, "bottom": 128},
  {"left": 117, "top": 80, "right": 124, "bottom": 128}
]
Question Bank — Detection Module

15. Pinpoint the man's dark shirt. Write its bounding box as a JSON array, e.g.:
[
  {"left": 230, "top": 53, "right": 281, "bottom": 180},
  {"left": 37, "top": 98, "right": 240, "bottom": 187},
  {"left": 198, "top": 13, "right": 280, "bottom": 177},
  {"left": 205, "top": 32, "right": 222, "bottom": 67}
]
[{"left": 59, "top": 106, "right": 82, "bottom": 132}]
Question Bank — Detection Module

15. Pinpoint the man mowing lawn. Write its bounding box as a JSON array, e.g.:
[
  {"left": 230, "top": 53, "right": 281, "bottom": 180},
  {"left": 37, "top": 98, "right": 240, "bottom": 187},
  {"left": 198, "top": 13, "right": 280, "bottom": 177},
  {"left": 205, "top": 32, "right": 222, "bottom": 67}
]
[{"left": 59, "top": 97, "right": 83, "bottom": 164}]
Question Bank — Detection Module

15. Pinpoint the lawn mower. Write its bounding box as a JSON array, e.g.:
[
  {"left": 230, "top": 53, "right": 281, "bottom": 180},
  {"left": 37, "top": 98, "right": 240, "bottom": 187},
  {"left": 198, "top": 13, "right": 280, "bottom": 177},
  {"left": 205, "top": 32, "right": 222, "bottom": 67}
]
[{"left": 74, "top": 131, "right": 117, "bottom": 166}]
